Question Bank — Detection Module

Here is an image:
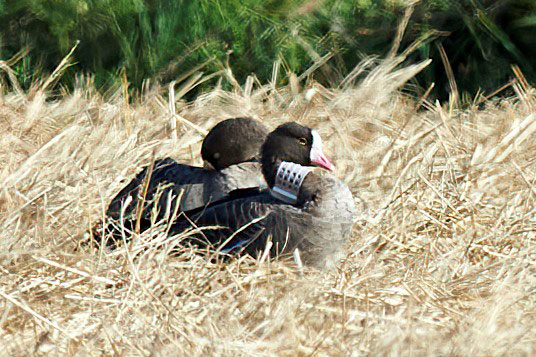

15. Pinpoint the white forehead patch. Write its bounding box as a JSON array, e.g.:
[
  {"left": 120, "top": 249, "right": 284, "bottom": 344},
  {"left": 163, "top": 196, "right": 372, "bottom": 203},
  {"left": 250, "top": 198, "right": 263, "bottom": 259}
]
[{"left": 310, "top": 130, "right": 323, "bottom": 160}]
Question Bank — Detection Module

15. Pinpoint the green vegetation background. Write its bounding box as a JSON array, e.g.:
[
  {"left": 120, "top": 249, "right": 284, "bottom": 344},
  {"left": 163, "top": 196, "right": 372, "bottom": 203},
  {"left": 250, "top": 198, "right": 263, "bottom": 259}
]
[{"left": 1, "top": 0, "right": 535, "bottom": 100}]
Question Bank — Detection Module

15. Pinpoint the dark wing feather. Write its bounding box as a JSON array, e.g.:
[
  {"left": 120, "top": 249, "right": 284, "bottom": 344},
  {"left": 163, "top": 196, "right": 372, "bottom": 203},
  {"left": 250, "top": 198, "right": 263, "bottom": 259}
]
[
  {"left": 106, "top": 158, "right": 218, "bottom": 222},
  {"left": 107, "top": 160, "right": 265, "bottom": 223},
  {"left": 170, "top": 191, "right": 294, "bottom": 258},
  {"left": 99, "top": 160, "right": 266, "bottom": 249}
]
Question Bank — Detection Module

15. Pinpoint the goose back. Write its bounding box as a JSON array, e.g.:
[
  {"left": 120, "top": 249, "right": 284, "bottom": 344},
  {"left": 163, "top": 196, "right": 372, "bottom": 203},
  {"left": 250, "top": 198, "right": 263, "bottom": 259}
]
[{"left": 106, "top": 158, "right": 265, "bottom": 222}]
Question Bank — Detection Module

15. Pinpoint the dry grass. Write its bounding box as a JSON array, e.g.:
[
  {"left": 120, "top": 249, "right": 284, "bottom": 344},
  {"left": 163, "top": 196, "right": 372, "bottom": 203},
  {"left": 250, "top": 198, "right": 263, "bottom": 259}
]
[{"left": 1, "top": 55, "right": 535, "bottom": 356}]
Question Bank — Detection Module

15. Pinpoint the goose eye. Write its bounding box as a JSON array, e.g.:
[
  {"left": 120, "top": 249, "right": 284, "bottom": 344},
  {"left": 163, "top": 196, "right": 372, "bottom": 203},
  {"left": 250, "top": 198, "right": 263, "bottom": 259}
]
[{"left": 298, "top": 137, "right": 308, "bottom": 146}]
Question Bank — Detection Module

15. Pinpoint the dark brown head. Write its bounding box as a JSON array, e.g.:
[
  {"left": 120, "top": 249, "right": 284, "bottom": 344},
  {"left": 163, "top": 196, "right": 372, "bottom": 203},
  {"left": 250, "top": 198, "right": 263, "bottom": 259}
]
[
  {"left": 201, "top": 117, "right": 269, "bottom": 170},
  {"left": 261, "top": 122, "right": 335, "bottom": 187}
]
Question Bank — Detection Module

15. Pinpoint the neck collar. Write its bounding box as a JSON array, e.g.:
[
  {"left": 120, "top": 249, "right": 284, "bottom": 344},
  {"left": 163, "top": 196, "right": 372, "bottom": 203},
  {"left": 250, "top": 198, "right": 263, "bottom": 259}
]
[{"left": 269, "top": 162, "right": 311, "bottom": 204}]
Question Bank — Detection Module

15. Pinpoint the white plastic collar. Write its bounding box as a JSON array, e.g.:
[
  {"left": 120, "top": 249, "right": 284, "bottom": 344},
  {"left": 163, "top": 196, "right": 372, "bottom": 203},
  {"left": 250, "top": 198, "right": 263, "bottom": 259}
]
[{"left": 270, "top": 161, "right": 311, "bottom": 204}]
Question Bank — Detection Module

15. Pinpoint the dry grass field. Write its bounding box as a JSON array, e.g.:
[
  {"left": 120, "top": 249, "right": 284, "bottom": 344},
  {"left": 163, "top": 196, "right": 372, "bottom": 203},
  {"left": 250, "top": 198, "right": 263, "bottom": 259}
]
[{"left": 1, "top": 54, "right": 535, "bottom": 355}]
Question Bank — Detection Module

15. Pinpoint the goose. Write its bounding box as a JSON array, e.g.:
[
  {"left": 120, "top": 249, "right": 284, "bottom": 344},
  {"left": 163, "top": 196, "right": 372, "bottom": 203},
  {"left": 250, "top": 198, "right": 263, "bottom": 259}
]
[
  {"left": 99, "top": 117, "right": 269, "bottom": 244},
  {"left": 169, "top": 122, "right": 356, "bottom": 268}
]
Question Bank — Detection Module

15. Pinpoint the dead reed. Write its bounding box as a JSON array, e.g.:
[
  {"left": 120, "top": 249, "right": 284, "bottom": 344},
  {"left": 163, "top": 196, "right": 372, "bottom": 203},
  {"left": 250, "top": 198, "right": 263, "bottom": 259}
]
[{"left": 0, "top": 54, "right": 535, "bottom": 355}]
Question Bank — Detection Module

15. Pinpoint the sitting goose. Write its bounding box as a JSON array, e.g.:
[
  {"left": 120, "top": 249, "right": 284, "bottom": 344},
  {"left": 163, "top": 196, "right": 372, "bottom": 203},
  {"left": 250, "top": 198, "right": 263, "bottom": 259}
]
[
  {"left": 99, "top": 117, "right": 269, "bottom": 243},
  {"left": 169, "top": 122, "right": 356, "bottom": 268}
]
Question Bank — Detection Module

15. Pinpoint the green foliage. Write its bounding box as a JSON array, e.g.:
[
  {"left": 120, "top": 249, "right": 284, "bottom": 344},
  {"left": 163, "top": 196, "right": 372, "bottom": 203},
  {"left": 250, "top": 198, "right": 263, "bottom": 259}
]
[
  {"left": 1, "top": 0, "right": 329, "bottom": 92},
  {"left": 0, "top": 0, "right": 535, "bottom": 100},
  {"left": 406, "top": 0, "right": 536, "bottom": 99}
]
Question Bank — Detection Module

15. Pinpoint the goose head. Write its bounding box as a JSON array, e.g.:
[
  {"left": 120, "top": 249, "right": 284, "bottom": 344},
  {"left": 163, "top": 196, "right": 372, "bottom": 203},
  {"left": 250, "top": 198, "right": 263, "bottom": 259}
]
[
  {"left": 201, "top": 117, "right": 269, "bottom": 170},
  {"left": 260, "top": 122, "right": 335, "bottom": 188}
]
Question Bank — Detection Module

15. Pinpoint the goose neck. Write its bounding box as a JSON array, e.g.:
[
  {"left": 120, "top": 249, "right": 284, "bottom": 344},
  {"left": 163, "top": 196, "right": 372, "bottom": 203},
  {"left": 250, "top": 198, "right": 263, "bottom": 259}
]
[{"left": 269, "top": 161, "right": 311, "bottom": 204}]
